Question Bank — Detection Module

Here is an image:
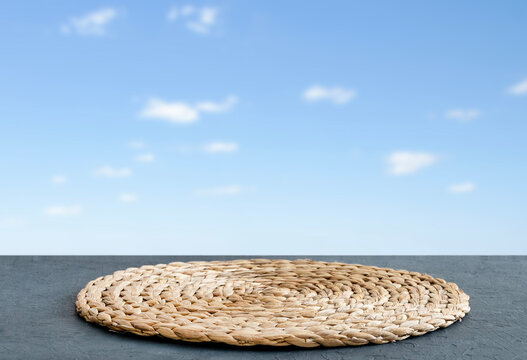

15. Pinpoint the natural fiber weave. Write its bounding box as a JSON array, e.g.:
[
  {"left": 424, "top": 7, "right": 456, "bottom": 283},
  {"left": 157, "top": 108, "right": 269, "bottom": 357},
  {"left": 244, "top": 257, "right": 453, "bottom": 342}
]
[{"left": 76, "top": 259, "right": 470, "bottom": 347}]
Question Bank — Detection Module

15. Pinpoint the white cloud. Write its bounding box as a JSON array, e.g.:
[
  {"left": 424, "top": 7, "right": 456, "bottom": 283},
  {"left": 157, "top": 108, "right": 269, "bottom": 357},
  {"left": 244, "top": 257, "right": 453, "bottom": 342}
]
[
  {"left": 387, "top": 151, "right": 437, "bottom": 175},
  {"left": 140, "top": 95, "right": 237, "bottom": 124},
  {"left": 61, "top": 8, "right": 117, "bottom": 36},
  {"left": 134, "top": 153, "right": 155, "bottom": 163},
  {"left": 140, "top": 99, "right": 198, "bottom": 123},
  {"left": 195, "top": 185, "right": 244, "bottom": 196},
  {"left": 43, "top": 205, "right": 83, "bottom": 216},
  {"left": 128, "top": 140, "right": 145, "bottom": 149},
  {"left": 0, "top": 216, "right": 24, "bottom": 227},
  {"left": 203, "top": 141, "right": 238, "bottom": 153},
  {"left": 508, "top": 78, "right": 527, "bottom": 95},
  {"left": 302, "top": 85, "right": 356, "bottom": 104},
  {"left": 94, "top": 166, "right": 132, "bottom": 178},
  {"left": 447, "top": 182, "right": 475, "bottom": 194},
  {"left": 168, "top": 5, "right": 218, "bottom": 34},
  {"left": 119, "top": 193, "right": 137, "bottom": 203},
  {"left": 51, "top": 174, "right": 67, "bottom": 184},
  {"left": 445, "top": 109, "right": 481, "bottom": 122}
]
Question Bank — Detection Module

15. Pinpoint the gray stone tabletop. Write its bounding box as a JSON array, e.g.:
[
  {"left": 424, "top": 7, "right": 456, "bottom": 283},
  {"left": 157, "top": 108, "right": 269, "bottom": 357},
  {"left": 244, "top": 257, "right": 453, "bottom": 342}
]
[{"left": 1, "top": 256, "right": 525, "bottom": 359}]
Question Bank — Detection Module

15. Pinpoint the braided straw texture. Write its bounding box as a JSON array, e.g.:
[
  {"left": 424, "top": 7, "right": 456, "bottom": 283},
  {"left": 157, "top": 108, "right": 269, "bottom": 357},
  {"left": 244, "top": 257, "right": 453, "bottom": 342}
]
[{"left": 76, "top": 259, "right": 470, "bottom": 347}]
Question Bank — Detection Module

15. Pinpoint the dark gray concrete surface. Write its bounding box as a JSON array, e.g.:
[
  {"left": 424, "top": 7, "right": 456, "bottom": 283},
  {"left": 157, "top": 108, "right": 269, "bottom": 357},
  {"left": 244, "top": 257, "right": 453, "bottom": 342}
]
[{"left": 0, "top": 256, "right": 525, "bottom": 359}]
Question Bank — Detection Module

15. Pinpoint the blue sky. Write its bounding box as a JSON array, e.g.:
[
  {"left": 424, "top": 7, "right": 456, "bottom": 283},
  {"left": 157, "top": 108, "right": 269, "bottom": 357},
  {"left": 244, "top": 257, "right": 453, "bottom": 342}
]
[{"left": 1, "top": 1, "right": 526, "bottom": 254}]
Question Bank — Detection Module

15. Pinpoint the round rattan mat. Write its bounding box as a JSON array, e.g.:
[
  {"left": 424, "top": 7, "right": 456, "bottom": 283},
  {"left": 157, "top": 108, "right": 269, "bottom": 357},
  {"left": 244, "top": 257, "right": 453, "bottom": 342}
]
[{"left": 76, "top": 259, "right": 470, "bottom": 347}]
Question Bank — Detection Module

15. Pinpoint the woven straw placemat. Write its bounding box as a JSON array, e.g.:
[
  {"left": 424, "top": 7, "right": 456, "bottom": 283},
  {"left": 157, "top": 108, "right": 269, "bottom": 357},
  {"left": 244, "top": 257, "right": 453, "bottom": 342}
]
[{"left": 76, "top": 259, "right": 470, "bottom": 347}]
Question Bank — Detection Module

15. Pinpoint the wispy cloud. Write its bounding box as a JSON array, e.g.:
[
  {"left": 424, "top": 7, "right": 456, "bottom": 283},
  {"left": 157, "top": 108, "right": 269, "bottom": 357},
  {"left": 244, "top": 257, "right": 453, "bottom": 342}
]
[
  {"left": 60, "top": 8, "right": 117, "bottom": 36},
  {"left": 134, "top": 153, "right": 155, "bottom": 163},
  {"left": 140, "top": 95, "right": 237, "bottom": 124},
  {"left": 187, "top": 7, "right": 218, "bottom": 34},
  {"left": 387, "top": 151, "right": 437, "bottom": 175},
  {"left": 302, "top": 85, "right": 356, "bottom": 104},
  {"left": 203, "top": 141, "right": 238, "bottom": 153},
  {"left": 128, "top": 140, "right": 145, "bottom": 149},
  {"left": 445, "top": 109, "right": 481, "bottom": 122},
  {"left": 51, "top": 174, "right": 67, "bottom": 184},
  {"left": 167, "top": 7, "right": 179, "bottom": 21},
  {"left": 167, "top": 5, "right": 219, "bottom": 34},
  {"left": 195, "top": 95, "right": 238, "bottom": 112},
  {"left": 94, "top": 166, "right": 132, "bottom": 178},
  {"left": 43, "top": 205, "right": 83, "bottom": 216},
  {"left": 508, "top": 78, "right": 527, "bottom": 95},
  {"left": 119, "top": 193, "right": 137, "bottom": 203},
  {"left": 447, "top": 182, "right": 475, "bottom": 194},
  {"left": 195, "top": 185, "right": 244, "bottom": 196},
  {"left": 0, "top": 216, "right": 24, "bottom": 227}
]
